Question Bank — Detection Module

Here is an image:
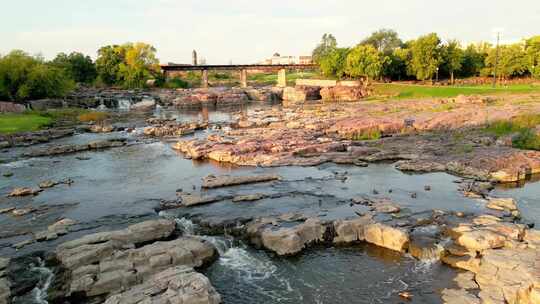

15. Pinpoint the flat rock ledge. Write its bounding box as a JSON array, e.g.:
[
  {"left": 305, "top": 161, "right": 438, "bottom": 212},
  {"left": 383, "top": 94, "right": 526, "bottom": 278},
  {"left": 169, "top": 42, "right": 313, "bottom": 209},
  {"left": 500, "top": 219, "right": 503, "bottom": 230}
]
[
  {"left": 440, "top": 211, "right": 540, "bottom": 304},
  {"left": 52, "top": 219, "right": 219, "bottom": 303},
  {"left": 246, "top": 214, "right": 410, "bottom": 256},
  {"left": 104, "top": 266, "right": 220, "bottom": 304},
  {"left": 23, "top": 138, "right": 128, "bottom": 158},
  {"left": 201, "top": 174, "right": 281, "bottom": 189}
]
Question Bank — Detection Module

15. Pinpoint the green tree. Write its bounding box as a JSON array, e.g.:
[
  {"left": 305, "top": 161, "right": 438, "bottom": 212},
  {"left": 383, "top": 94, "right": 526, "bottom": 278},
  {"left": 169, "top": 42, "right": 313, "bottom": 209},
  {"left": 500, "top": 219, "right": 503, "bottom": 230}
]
[
  {"left": 96, "top": 45, "right": 127, "bottom": 86},
  {"left": 484, "top": 43, "right": 528, "bottom": 79},
  {"left": 117, "top": 42, "right": 160, "bottom": 88},
  {"left": 319, "top": 48, "right": 349, "bottom": 79},
  {"left": 408, "top": 33, "right": 443, "bottom": 81},
  {"left": 312, "top": 33, "right": 338, "bottom": 64},
  {"left": 51, "top": 52, "right": 97, "bottom": 84},
  {"left": 18, "top": 65, "right": 74, "bottom": 100},
  {"left": 382, "top": 48, "right": 410, "bottom": 80},
  {"left": 442, "top": 39, "right": 464, "bottom": 84},
  {"left": 461, "top": 43, "right": 490, "bottom": 77},
  {"left": 525, "top": 36, "right": 540, "bottom": 78},
  {"left": 0, "top": 50, "right": 74, "bottom": 101},
  {"left": 345, "top": 45, "right": 388, "bottom": 82},
  {"left": 0, "top": 50, "right": 39, "bottom": 101},
  {"left": 360, "top": 29, "right": 402, "bottom": 54}
]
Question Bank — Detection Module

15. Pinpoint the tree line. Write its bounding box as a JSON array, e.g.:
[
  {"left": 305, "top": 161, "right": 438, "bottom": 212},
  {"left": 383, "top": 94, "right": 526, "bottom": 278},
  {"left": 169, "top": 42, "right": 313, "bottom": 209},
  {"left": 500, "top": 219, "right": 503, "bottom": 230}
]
[
  {"left": 313, "top": 30, "right": 540, "bottom": 83},
  {"left": 0, "top": 42, "right": 160, "bottom": 102}
]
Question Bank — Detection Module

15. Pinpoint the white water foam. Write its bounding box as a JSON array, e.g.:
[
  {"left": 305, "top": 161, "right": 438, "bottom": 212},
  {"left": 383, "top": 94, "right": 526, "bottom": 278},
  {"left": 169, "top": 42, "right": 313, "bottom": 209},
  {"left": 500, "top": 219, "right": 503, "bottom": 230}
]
[
  {"left": 31, "top": 258, "right": 54, "bottom": 304},
  {"left": 117, "top": 99, "right": 131, "bottom": 111}
]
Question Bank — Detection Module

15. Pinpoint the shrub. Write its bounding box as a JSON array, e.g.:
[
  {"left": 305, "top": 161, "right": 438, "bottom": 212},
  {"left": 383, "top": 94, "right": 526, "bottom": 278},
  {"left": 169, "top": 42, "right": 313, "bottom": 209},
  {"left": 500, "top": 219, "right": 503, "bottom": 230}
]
[
  {"left": 351, "top": 128, "right": 382, "bottom": 140},
  {"left": 78, "top": 112, "right": 109, "bottom": 123},
  {"left": 166, "top": 77, "right": 190, "bottom": 89}
]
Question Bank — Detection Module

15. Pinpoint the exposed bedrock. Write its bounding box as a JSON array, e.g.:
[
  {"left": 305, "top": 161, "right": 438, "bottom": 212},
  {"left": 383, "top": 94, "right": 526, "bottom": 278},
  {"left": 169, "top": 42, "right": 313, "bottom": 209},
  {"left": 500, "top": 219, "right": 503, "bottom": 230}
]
[
  {"left": 103, "top": 266, "right": 221, "bottom": 304},
  {"left": 50, "top": 219, "right": 219, "bottom": 303}
]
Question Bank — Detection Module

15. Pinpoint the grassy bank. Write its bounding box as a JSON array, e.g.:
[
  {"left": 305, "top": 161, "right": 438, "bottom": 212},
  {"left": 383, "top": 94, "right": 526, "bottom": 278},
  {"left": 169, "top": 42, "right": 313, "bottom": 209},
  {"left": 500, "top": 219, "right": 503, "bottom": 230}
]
[
  {"left": 248, "top": 71, "right": 320, "bottom": 86},
  {"left": 373, "top": 83, "right": 540, "bottom": 99},
  {"left": 484, "top": 114, "right": 540, "bottom": 150},
  {"left": 0, "top": 108, "right": 109, "bottom": 135},
  {"left": 0, "top": 113, "right": 53, "bottom": 134}
]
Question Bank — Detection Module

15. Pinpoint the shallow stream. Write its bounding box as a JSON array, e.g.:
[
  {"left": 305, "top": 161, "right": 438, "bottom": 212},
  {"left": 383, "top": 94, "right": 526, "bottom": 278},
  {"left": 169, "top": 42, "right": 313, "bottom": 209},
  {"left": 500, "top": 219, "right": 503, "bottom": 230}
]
[{"left": 1, "top": 104, "right": 538, "bottom": 303}]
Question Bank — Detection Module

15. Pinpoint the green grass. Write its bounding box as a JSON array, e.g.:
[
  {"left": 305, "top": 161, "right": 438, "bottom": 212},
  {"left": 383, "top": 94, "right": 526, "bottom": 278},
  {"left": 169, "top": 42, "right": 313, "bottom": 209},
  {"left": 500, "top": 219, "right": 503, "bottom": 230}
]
[
  {"left": 0, "top": 113, "right": 53, "bottom": 134},
  {"left": 249, "top": 71, "right": 320, "bottom": 86},
  {"left": 350, "top": 128, "right": 382, "bottom": 141},
  {"left": 0, "top": 108, "right": 99, "bottom": 134},
  {"left": 373, "top": 83, "right": 540, "bottom": 99},
  {"left": 484, "top": 114, "right": 540, "bottom": 150}
]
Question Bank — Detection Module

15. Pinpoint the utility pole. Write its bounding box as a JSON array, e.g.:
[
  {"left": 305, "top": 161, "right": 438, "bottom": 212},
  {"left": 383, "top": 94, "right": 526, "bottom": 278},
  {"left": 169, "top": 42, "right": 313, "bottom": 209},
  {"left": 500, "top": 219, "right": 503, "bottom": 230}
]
[{"left": 492, "top": 32, "right": 500, "bottom": 88}]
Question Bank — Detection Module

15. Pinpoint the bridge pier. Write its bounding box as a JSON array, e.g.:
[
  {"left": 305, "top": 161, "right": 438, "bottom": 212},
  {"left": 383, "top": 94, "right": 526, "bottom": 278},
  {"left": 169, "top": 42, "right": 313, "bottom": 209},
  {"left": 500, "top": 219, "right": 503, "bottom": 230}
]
[
  {"left": 202, "top": 70, "right": 209, "bottom": 88},
  {"left": 277, "top": 69, "right": 287, "bottom": 87},
  {"left": 240, "top": 69, "right": 248, "bottom": 88}
]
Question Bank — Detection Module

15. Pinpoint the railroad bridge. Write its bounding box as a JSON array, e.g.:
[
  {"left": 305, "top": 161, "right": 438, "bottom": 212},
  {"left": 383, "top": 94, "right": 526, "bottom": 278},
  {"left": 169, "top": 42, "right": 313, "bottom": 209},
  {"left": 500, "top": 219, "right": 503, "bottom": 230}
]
[{"left": 160, "top": 64, "right": 317, "bottom": 88}]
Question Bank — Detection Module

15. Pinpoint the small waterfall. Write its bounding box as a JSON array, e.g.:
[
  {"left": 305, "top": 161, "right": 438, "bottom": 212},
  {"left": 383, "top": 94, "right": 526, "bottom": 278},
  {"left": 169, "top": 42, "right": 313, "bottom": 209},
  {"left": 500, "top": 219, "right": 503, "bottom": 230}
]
[
  {"left": 97, "top": 99, "right": 107, "bottom": 110},
  {"left": 159, "top": 215, "right": 278, "bottom": 283},
  {"left": 175, "top": 217, "right": 196, "bottom": 235},
  {"left": 117, "top": 99, "right": 131, "bottom": 111},
  {"left": 31, "top": 258, "right": 54, "bottom": 304}
]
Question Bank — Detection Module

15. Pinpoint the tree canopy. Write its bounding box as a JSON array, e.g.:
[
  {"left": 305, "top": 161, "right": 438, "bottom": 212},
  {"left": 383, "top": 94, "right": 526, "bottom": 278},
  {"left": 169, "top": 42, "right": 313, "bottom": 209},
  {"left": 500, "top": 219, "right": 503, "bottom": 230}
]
[
  {"left": 526, "top": 36, "right": 540, "bottom": 79},
  {"left": 408, "top": 33, "right": 443, "bottom": 81},
  {"left": 345, "top": 45, "right": 388, "bottom": 81},
  {"left": 484, "top": 44, "right": 528, "bottom": 79},
  {"left": 51, "top": 52, "right": 97, "bottom": 84},
  {"left": 319, "top": 47, "right": 349, "bottom": 79},
  {"left": 312, "top": 34, "right": 338, "bottom": 64},
  {"left": 360, "top": 29, "right": 402, "bottom": 54},
  {"left": 96, "top": 43, "right": 159, "bottom": 88},
  {"left": 0, "top": 50, "right": 74, "bottom": 101}
]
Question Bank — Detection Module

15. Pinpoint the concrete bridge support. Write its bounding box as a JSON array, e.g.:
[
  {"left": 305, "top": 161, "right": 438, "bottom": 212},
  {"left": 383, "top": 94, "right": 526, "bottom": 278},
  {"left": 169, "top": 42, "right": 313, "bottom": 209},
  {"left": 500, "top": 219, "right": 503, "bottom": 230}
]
[
  {"left": 202, "top": 70, "right": 209, "bottom": 88},
  {"left": 277, "top": 69, "right": 287, "bottom": 87},
  {"left": 240, "top": 69, "right": 248, "bottom": 88}
]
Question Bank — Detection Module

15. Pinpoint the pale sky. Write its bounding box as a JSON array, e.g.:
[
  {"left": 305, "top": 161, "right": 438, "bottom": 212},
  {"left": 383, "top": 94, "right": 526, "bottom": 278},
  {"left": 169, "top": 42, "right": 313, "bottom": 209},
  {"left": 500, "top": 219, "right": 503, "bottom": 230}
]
[{"left": 1, "top": 0, "right": 539, "bottom": 64}]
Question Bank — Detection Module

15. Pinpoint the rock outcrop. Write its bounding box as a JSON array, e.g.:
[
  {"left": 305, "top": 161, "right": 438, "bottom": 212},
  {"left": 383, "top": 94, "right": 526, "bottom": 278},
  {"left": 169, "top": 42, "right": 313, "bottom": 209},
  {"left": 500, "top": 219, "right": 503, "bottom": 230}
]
[
  {"left": 104, "top": 266, "right": 220, "bottom": 304},
  {"left": 53, "top": 220, "right": 218, "bottom": 301},
  {"left": 23, "top": 138, "right": 128, "bottom": 157},
  {"left": 201, "top": 174, "right": 281, "bottom": 189},
  {"left": 320, "top": 84, "right": 368, "bottom": 102}
]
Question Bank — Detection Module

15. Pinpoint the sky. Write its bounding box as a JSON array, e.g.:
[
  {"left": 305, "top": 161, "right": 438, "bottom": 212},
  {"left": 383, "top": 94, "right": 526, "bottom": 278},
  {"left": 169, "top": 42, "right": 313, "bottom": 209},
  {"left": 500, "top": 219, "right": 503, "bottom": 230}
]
[{"left": 1, "top": 0, "right": 539, "bottom": 64}]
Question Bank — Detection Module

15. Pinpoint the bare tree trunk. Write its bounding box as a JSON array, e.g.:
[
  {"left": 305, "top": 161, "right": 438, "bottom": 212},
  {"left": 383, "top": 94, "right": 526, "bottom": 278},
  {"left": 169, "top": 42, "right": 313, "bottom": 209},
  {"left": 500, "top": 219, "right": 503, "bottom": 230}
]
[{"left": 451, "top": 71, "right": 454, "bottom": 85}]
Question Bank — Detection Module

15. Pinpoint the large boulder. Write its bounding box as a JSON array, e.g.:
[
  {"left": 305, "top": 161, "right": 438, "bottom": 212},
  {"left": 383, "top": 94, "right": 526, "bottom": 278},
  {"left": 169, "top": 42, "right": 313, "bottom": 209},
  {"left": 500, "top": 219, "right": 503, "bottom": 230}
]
[
  {"left": 364, "top": 223, "right": 409, "bottom": 252},
  {"left": 333, "top": 216, "right": 373, "bottom": 243},
  {"left": 54, "top": 220, "right": 218, "bottom": 301},
  {"left": 247, "top": 217, "right": 326, "bottom": 256},
  {"left": 475, "top": 248, "right": 540, "bottom": 304},
  {"left": 104, "top": 266, "right": 220, "bottom": 304},
  {"left": 320, "top": 85, "right": 368, "bottom": 102},
  {"left": 282, "top": 86, "right": 321, "bottom": 103}
]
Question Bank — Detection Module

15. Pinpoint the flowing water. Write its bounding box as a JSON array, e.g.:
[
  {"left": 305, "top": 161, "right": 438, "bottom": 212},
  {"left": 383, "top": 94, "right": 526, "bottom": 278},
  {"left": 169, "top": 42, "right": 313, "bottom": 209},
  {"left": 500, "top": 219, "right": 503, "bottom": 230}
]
[{"left": 1, "top": 104, "right": 537, "bottom": 303}]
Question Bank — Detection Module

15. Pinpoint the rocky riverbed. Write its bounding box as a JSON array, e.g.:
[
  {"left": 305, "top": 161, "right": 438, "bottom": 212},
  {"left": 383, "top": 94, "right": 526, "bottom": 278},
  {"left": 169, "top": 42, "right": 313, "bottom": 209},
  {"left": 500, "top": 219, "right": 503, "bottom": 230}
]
[{"left": 1, "top": 93, "right": 540, "bottom": 303}]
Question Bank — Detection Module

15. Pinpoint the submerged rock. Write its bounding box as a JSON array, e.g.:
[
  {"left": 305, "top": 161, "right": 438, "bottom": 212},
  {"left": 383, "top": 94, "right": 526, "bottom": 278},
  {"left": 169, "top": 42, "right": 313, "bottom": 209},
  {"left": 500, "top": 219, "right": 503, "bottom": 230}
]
[
  {"left": 104, "top": 266, "right": 220, "bottom": 304},
  {"left": 24, "top": 138, "right": 128, "bottom": 157},
  {"left": 7, "top": 187, "right": 41, "bottom": 197},
  {"left": 201, "top": 174, "right": 281, "bottom": 189}
]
